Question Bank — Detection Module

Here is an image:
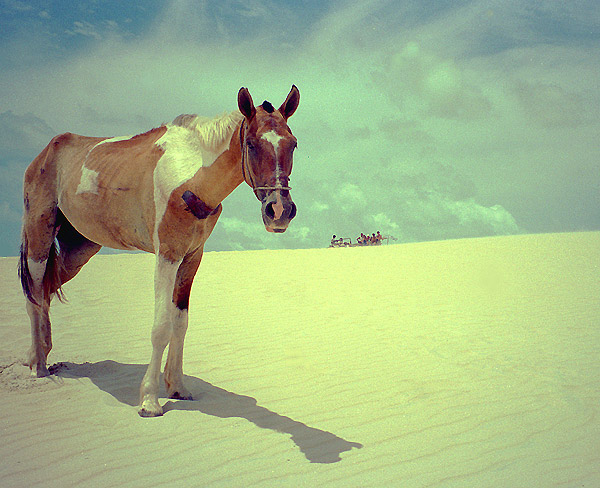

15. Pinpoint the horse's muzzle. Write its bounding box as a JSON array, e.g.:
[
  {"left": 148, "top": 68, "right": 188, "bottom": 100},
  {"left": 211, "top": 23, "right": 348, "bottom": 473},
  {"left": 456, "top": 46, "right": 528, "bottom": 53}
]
[{"left": 261, "top": 190, "right": 296, "bottom": 233}]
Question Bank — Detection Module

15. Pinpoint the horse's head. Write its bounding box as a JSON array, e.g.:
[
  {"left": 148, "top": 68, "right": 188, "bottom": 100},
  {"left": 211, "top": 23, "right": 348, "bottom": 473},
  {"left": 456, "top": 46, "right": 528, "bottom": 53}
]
[{"left": 238, "top": 85, "right": 299, "bottom": 233}]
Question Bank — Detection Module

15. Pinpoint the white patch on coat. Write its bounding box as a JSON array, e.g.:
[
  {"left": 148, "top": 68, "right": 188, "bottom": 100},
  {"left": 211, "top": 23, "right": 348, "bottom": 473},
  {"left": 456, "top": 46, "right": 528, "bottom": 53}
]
[
  {"left": 152, "top": 125, "right": 220, "bottom": 249},
  {"left": 150, "top": 254, "right": 185, "bottom": 356},
  {"left": 139, "top": 255, "right": 183, "bottom": 412},
  {"left": 27, "top": 258, "right": 47, "bottom": 285},
  {"left": 151, "top": 113, "right": 241, "bottom": 251},
  {"left": 151, "top": 255, "right": 185, "bottom": 356},
  {"left": 261, "top": 130, "right": 284, "bottom": 183},
  {"left": 94, "top": 135, "right": 134, "bottom": 148},
  {"left": 154, "top": 254, "right": 182, "bottom": 309},
  {"left": 75, "top": 136, "right": 133, "bottom": 196},
  {"left": 76, "top": 166, "right": 99, "bottom": 195}
]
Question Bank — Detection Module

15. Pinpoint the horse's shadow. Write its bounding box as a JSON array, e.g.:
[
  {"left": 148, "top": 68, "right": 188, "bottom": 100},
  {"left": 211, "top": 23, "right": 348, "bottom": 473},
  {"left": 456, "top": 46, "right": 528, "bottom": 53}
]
[{"left": 52, "top": 361, "right": 362, "bottom": 464}]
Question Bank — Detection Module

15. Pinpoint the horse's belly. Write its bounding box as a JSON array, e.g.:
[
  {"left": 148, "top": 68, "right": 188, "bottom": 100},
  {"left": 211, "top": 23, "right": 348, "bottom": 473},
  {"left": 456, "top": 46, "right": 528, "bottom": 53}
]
[{"left": 59, "top": 190, "right": 155, "bottom": 252}]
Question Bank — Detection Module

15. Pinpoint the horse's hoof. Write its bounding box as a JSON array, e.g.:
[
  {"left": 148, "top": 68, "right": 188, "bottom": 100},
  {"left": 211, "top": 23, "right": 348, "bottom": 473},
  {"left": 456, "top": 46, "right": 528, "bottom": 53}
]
[
  {"left": 168, "top": 390, "right": 193, "bottom": 401},
  {"left": 138, "top": 399, "right": 163, "bottom": 417},
  {"left": 32, "top": 363, "right": 50, "bottom": 377},
  {"left": 37, "top": 368, "right": 50, "bottom": 378},
  {"left": 138, "top": 406, "right": 163, "bottom": 418}
]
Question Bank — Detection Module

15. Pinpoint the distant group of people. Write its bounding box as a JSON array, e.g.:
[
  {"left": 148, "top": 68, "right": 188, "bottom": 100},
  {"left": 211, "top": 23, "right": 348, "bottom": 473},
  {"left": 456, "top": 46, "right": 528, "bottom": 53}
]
[
  {"left": 357, "top": 231, "right": 384, "bottom": 246},
  {"left": 330, "top": 231, "right": 385, "bottom": 247},
  {"left": 330, "top": 235, "right": 347, "bottom": 246}
]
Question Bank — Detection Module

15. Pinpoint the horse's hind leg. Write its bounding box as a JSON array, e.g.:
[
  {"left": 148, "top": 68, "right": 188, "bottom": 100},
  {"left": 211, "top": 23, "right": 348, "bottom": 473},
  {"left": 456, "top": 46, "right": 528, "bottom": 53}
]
[
  {"left": 24, "top": 275, "right": 53, "bottom": 377},
  {"left": 22, "top": 210, "right": 102, "bottom": 376},
  {"left": 21, "top": 207, "right": 60, "bottom": 377},
  {"left": 20, "top": 142, "right": 66, "bottom": 376}
]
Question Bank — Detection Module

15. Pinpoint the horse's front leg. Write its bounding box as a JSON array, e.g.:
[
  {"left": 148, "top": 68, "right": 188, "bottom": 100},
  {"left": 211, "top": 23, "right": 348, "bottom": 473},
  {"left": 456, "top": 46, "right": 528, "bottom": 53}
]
[
  {"left": 138, "top": 255, "right": 182, "bottom": 417},
  {"left": 164, "top": 249, "right": 204, "bottom": 400},
  {"left": 162, "top": 308, "right": 192, "bottom": 400}
]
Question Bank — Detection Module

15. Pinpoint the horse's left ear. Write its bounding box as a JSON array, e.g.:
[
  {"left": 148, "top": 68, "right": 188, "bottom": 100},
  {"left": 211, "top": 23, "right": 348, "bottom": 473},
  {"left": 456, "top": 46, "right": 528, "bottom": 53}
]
[
  {"left": 279, "top": 85, "right": 300, "bottom": 121},
  {"left": 238, "top": 87, "right": 256, "bottom": 120}
]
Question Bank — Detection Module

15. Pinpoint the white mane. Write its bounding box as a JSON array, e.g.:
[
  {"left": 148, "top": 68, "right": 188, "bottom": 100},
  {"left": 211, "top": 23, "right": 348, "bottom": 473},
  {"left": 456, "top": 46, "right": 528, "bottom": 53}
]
[{"left": 172, "top": 111, "right": 243, "bottom": 153}]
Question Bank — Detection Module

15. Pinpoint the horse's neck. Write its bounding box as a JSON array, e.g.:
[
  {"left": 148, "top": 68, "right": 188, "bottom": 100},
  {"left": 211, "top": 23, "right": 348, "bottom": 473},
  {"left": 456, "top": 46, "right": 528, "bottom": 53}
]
[{"left": 186, "top": 128, "right": 245, "bottom": 208}]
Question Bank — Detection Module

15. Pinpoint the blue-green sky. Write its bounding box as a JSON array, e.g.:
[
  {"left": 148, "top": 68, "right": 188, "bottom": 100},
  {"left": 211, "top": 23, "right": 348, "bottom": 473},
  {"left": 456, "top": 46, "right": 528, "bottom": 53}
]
[{"left": 1, "top": 0, "right": 599, "bottom": 254}]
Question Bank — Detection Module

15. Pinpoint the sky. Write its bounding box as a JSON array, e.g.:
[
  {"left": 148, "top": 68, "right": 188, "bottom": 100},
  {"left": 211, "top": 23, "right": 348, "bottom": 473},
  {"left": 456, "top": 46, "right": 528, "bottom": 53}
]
[{"left": 0, "top": 0, "right": 599, "bottom": 255}]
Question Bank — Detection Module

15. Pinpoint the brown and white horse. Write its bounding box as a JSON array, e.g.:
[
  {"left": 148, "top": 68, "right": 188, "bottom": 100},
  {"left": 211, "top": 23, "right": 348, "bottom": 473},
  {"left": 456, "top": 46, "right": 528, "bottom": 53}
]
[{"left": 19, "top": 86, "right": 299, "bottom": 416}]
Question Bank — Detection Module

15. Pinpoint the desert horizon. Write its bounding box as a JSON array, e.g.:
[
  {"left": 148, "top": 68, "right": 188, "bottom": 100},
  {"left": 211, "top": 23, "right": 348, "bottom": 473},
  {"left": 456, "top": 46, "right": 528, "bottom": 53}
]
[{"left": 1, "top": 231, "right": 599, "bottom": 487}]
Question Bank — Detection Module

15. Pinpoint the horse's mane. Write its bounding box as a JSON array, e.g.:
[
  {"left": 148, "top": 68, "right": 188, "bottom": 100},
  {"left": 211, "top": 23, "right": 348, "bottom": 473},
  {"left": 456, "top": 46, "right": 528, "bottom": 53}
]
[{"left": 172, "top": 111, "right": 243, "bottom": 153}]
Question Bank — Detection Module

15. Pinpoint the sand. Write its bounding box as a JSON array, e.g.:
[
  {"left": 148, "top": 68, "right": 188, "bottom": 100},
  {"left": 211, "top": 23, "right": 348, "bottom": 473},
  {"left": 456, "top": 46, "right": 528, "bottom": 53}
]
[{"left": 1, "top": 232, "right": 598, "bottom": 487}]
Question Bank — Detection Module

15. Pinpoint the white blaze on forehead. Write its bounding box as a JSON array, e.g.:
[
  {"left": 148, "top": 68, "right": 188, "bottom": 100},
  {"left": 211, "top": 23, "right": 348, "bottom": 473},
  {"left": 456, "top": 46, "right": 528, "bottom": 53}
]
[
  {"left": 76, "top": 166, "right": 99, "bottom": 195},
  {"left": 261, "top": 130, "right": 284, "bottom": 153},
  {"left": 261, "top": 130, "right": 285, "bottom": 183}
]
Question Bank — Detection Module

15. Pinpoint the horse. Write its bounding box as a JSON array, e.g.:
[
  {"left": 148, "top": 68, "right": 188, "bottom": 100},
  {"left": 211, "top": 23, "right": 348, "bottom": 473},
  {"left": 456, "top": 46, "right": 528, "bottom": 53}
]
[{"left": 18, "top": 86, "right": 300, "bottom": 417}]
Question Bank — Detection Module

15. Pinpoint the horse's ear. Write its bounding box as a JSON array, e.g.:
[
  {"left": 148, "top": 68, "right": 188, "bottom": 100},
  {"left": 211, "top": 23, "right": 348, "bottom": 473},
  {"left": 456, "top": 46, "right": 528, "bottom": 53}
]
[
  {"left": 238, "top": 87, "right": 256, "bottom": 120},
  {"left": 279, "top": 85, "right": 300, "bottom": 121}
]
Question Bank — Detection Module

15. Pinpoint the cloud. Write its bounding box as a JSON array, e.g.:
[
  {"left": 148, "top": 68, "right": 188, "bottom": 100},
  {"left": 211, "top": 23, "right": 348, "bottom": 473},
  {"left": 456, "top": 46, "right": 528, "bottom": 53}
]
[
  {"left": 0, "top": 111, "right": 58, "bottom": 255},
  {"left": 369, "top": 212, "right": 399, "bottom": 234},
  {"left": 334, "top": 183, "right": 367, "bottom": 213},
  {"left": 1, "top": 0, "right": 33, "bottom": 13},
  {"left": 511, "top": 79, "right": 594, "bottom": 128},
  {"left": 437, "top": 198, "right": 520, "bottom": 237},
  {"left": 151, "top": 0, "right": 298, "bottom": 46},
  {"left": 210, "top": 213, "right": 310, "bottom": 251},
  {"left": 66, "top": 20, "right": 102, "bottom": 39},
  {"left": 0, "top": 111, "right": 55, "bottom": 161},
  {"left": 0, "top": 200, "right": 21, "bottom": 224},
  {"left": 310, "top": 201, "right": 330, "bottom": 213},
  {"left": 0, "top": 0, "right": 598, "bottom": 255},
  {"left": 216, "top": 217, "right": 268, "bottom": 250},
  {"left": 373, "top": 41, "right": 493, "bottom": 121}
]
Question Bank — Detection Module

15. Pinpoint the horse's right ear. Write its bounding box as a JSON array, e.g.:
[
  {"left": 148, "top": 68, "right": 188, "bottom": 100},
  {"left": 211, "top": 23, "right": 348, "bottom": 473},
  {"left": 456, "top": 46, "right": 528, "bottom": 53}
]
[
  {"left": 238, "top": 87, "right": 256, "bottom": 120},
  {"left": 279, "top": 85, "right": 300, "bottom": 121}
]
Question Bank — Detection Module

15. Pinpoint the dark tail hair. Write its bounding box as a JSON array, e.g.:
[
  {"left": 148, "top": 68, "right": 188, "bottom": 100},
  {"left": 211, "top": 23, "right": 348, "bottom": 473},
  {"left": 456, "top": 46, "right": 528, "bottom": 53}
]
[
  {"left": 19, "top": 235, "right": 36, "bottom": 305},
  {"left": 45, "top": 238, "right": 66, "bottom": 303},
  {"left": 19, "top": 232, "right": 66, "bottom": 306}
]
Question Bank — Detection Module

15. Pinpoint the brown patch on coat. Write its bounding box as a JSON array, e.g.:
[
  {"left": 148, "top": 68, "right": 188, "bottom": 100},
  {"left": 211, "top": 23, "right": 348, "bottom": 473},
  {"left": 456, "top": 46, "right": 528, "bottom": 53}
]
[{"left": 182, "top": 190, "right": 221, "bottom": 219}]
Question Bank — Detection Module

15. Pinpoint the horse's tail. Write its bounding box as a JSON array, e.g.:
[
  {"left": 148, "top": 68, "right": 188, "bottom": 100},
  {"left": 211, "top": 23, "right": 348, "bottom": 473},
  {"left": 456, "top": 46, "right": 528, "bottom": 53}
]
[
  {"left": 44, "top": 235, "right": 66, "bottom": 303},
  {"left": 18, "top": 232, "right": 67, "bottom": 305},
  {"left": 19, "top": 135, "right": 67, "bottom": 305},
  {"left": 19, "top": 229, "right": 66, "bottom": 306},
  {"left": 18, "top": 232, "right": 36, "bottom": 305}
]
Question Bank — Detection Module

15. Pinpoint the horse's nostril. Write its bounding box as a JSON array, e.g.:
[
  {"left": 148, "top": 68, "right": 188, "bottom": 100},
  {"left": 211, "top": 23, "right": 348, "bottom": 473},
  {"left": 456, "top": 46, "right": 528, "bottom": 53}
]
[
  {"left": 265, "top": 202, "right": 275, "bottom": 219},
  {"left": 264, "top": 200, "right": 295, "bottom": 221}
]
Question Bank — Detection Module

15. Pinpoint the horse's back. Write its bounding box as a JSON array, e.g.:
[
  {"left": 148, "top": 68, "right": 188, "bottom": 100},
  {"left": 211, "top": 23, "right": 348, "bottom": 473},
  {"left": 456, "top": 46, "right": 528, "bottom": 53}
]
[{"left": 26, "top": 129, "right": 167, "bottom": 252}]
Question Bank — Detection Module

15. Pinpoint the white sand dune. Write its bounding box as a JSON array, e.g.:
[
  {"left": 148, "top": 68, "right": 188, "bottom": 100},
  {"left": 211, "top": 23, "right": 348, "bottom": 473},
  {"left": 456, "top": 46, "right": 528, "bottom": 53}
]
[{"left": 1, "top": 232, "right": 599, "bottom": 487}]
